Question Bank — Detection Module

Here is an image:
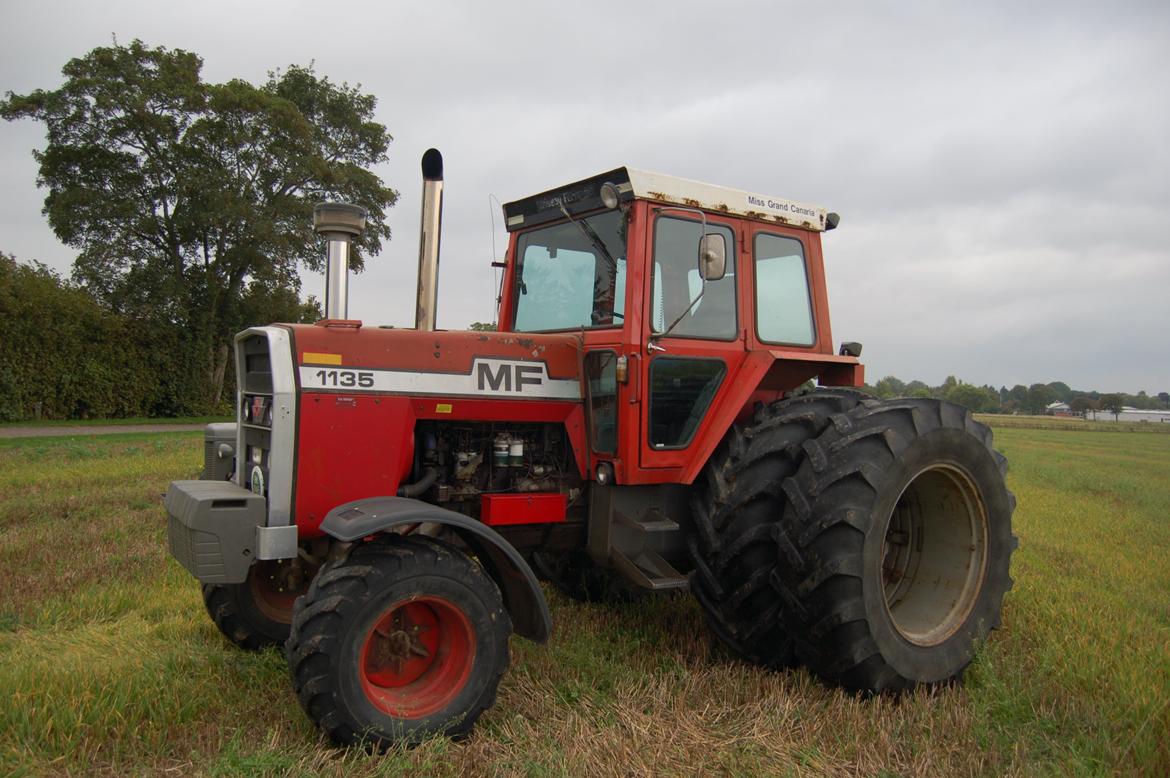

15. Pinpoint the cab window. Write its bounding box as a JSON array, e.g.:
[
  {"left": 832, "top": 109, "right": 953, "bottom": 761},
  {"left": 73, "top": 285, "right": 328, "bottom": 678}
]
[
  {"left": 650, "top": 216, "right": 736, "bottom": 340},
  {"left": 754, "top": 233, "right": 814, "bottom": 346}
]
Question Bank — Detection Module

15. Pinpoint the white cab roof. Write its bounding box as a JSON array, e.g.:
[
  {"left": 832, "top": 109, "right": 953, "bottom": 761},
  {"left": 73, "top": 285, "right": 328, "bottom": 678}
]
[{"left": 622, "top": 168, "right": 830, "bottom": 232}]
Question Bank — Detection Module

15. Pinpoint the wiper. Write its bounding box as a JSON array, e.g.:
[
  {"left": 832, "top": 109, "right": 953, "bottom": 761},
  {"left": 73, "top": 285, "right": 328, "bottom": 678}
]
[{"left": 557, "top": 199, "right": 618, "bottom": 270}]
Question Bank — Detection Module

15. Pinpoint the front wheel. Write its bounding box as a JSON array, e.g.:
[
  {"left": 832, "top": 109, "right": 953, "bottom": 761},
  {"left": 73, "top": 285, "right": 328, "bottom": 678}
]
[
  {"left": 287, "top": 535, "right": 511, "bottom": 747},
  {"left": 202, "top": 559, "right": 312, "bottom": 650}
]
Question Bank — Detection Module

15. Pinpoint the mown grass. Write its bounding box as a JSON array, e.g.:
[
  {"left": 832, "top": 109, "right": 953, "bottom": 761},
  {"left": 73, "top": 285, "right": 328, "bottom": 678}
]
[
  {"left": 1, "top": 428, "right": 1167, "bottom": 776},
  {"left": 0, "top": 416, "right": 231, "bottom": 429}
]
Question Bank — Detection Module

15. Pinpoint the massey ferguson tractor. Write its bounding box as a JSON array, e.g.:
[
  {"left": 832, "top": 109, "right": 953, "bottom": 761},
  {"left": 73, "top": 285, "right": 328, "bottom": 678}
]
[{"left": 165, "top": 149, "right": 1016, "bottom": 747}]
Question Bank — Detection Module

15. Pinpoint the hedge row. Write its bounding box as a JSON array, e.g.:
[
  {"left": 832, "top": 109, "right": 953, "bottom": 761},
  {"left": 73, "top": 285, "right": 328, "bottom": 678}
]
[{"left": 0, "top": 255, "right": 211, "bottom": 421}]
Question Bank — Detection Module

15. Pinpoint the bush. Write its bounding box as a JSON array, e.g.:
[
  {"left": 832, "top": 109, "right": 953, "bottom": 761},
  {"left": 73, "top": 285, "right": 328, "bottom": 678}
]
[{"left": 0, "top": 254, "right": 163, "bottom": 420}]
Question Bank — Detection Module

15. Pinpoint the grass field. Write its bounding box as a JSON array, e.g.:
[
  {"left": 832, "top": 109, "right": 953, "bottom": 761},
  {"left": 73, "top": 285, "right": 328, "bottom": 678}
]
[
  {"left": 1, "top": 425, "right": 1167, "bottom": 776},
  {"left": 0, "top": 416, "right": 231, "bottom": 429}
]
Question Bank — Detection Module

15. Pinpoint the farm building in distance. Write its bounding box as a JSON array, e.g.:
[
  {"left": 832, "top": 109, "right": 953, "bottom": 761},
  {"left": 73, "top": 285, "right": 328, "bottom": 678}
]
[
  {"left": 1087, "top": 407, "right": 1170, "bottom": 423},
  {"left": 1045, "top": 402, "right": 1170, "bottom": 423}
]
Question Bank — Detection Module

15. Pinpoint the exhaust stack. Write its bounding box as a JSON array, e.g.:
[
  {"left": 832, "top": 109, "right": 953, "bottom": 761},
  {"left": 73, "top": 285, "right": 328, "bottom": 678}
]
[
  {"left": 415, "top": 148, "right": 444, "bottom": 331},
  {"left": 313, "top": 203, "right": 367, "bottom": 321}
]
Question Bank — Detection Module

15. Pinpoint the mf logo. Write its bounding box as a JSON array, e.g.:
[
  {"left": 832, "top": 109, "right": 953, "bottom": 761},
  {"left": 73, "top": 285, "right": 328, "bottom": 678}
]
[{"left": 475, "top": 361, "right": 544, "bottom": 393}]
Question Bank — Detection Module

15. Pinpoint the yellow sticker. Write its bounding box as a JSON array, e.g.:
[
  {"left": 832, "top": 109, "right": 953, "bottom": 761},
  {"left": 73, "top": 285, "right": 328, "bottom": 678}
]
[
  {"left": 303, "top": 352, "right": 342, "bottom": 365},
  {"left": 435, "top": 403, "right": 453, "bottom": 414}
]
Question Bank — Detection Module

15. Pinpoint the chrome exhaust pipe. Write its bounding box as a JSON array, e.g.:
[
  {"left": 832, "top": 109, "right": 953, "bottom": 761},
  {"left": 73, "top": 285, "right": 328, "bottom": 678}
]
[
  {"left": 313, "top": 203, "right": 367, "bottom": 321},
  {"left": 415, "top": 148, "right": 444, "bottom": 331}
]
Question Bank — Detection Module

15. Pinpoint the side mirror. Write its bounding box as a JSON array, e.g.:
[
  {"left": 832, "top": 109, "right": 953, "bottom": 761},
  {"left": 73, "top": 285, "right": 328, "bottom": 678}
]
[{"left": 698, "top": 233, "right": 726, "bottom": 281}]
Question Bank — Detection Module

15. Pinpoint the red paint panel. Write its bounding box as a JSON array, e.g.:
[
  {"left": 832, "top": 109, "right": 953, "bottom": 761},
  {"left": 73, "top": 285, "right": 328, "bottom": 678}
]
[
  {"left": 480, "top": 493, "right": 567, "bottom": 526},
  {"left": 294, "top": 394, "right": 415, "bottom": 537},
  {"left": 289, "top": 325, "right": 582, "bottom": 382}
]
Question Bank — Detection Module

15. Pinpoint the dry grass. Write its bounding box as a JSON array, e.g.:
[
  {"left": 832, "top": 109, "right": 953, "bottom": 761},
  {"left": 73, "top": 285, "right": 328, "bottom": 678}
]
[{"left": 1, "top": 427, "right": 1167, "bottom": 776}]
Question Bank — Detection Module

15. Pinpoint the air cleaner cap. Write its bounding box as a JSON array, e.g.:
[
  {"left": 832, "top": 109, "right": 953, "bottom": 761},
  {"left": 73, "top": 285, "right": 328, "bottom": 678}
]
[{"left": 313, "top": 202, "right": 367, "bottom": 236}]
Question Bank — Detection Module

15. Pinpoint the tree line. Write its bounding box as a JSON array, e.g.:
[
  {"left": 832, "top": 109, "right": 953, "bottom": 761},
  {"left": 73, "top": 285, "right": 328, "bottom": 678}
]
[
  {"left": 0, "top": 252, "right": 319, "bottom": 420},
  {"left": 1, "top": 40, "right": 395, "bottom": 419},
  {"left": 866, "top": 375, "right": 1169, "bottom": 416}
]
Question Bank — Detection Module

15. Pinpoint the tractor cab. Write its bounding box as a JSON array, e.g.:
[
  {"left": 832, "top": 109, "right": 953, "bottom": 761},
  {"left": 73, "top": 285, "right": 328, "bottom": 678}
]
[{"left": 497, "top": 168, "right": 863, "bottom": 484}]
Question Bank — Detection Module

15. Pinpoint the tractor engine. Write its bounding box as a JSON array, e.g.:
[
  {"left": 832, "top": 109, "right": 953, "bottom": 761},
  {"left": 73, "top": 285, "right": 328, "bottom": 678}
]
[{"left": 412, "top": 422, "right": 581, "bottom": 511}]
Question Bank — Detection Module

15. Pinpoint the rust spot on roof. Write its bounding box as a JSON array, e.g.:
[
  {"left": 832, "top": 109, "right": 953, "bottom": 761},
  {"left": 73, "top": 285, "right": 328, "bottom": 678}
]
[{"left": 683, "top": 198, "right": 701, "bottom": 208}]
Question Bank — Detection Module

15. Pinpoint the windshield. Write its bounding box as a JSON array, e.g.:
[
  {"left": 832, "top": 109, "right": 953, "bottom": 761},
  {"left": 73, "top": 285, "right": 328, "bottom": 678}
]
[{"left": 512, "top": 210, "right": 627, "bottom": 331}]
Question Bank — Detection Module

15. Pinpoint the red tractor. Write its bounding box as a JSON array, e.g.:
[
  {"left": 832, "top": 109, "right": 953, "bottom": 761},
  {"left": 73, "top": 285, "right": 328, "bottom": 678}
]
[{"left": 166, "top": 150, "right": 1015, "bottom": 747}]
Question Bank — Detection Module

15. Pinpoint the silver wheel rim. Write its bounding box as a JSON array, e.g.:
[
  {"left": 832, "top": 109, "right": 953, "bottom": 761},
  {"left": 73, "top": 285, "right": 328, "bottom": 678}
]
[{"left": 880, "top": 463, "right": 989, "bottom": 646}]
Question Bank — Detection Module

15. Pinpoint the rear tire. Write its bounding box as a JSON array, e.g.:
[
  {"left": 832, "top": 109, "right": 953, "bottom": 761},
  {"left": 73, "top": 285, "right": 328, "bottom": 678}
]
[
  {"left": 688, "top": 389, "right": 869, "bottom": 667},
  {"left": 287, "top": 535, "right": 511, "bottom": 747},
  {"left": 202, "top": 559, "right": 309, "bottom": 650},
  {"left": 772, "top": 398, "right": 1017, "bottom": 691}
]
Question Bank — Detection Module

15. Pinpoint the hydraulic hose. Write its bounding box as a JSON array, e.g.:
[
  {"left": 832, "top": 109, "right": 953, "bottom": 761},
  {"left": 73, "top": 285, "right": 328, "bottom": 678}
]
[{"left": 396, "top": 466, "right": 440, "bottom": 498}]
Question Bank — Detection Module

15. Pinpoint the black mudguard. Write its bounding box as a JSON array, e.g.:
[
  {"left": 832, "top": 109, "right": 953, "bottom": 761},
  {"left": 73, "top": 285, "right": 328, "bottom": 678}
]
[{"left": 320, "top": 496, "right": 552, "bottom": 643}]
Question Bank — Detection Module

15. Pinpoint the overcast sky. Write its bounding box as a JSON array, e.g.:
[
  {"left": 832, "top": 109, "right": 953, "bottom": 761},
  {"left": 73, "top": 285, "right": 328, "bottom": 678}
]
[{"left": 2, "top": 0, "right": 1168, "bottom": 393}]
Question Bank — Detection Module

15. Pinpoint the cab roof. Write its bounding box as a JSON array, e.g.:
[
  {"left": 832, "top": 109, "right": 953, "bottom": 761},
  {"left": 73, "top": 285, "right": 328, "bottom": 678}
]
[{"left": 503, "top": 167, "right": 832, "bottom": 233}]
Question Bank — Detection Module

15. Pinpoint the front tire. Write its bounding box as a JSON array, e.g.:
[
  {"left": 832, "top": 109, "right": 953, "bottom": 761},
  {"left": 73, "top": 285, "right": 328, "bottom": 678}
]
[
  {"left": 202, "top": 559, "right": 309, "bottom": 650},
  {"left": 287, "top": 535, "right": 511, "bottom": 747},
  {"left": 773, "top": 399, "right": 1017, "bottom": 692}
]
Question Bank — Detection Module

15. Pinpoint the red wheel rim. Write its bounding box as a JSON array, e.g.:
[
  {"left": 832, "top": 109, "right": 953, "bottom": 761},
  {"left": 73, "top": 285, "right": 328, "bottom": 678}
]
[
  {"left": 249, "top": 560, "right": 307, "bottom": 624},
  {"left": 359, "top": 596, "right": 476, "bottom": 719}
]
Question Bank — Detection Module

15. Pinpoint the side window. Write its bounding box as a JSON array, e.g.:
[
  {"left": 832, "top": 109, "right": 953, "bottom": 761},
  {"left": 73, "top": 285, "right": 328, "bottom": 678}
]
[
  {"left": 584, "top": 351, "right": 618, "bottom": 454},
  {"left": 648, "top": 358, "right": 726, "bottom": 448},
  {"left": 754, "top": 233, "right": 814, "bottom": 346},
  {"left": 650, "top": 217, "right": 736, "bottom": 339}
]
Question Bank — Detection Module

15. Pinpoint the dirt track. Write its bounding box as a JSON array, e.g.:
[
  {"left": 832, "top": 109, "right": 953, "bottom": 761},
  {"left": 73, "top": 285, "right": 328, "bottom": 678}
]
[{"left": 0, "top": 424, "right": 204, "bottom": 439}]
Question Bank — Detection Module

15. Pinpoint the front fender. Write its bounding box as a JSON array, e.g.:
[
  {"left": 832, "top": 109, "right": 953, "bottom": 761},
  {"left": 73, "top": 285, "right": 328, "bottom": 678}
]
[{"left": 320, "top": 496, "right": 551, "bottom": 643}]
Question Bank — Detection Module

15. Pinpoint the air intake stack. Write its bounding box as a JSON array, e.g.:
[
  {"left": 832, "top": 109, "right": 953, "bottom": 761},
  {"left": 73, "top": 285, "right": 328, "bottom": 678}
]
[
  {"left": 313, "top": 202, "right": 367, "bottom": 321},
  {"left": 415, "top": 148, "right": 444, "bottom": 331}
]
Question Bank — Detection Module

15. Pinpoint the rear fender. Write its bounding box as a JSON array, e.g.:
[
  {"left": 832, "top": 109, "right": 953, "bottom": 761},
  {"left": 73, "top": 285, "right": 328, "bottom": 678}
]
[{"left": 320, "top": 496, "right": 551, "bottom": 643}]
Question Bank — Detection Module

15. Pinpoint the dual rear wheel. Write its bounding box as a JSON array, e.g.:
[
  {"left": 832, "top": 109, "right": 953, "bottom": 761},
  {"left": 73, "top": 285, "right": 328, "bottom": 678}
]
[{"left": 690, "top": 394, "right": 1016, "bottom": 691}]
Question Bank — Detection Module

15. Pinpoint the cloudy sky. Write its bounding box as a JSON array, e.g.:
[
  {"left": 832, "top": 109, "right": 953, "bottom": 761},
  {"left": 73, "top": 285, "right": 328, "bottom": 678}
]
[{"left": 2, "top": 0, "right": 1167, "bottom": 393}]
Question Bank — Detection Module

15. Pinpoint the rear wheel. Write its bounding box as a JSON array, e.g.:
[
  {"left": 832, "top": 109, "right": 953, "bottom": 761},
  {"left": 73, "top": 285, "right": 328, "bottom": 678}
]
[
  {"left": 772, "top": 399, "right": 1017, "bottom": 691},
  {"left": 688, "top": 389, "right": 869, "bottom": 666},
  {"left": 287, "top": 535, "right": 511, "bottom": 747},
  {"left": 202, "top": 559, "right": 312, "bottom": 650}
]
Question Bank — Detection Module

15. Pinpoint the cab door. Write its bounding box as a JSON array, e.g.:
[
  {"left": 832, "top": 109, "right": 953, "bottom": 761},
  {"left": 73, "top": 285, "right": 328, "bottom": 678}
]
[{"left": 637, "top": 209, "right": 748, "bottom": 472}]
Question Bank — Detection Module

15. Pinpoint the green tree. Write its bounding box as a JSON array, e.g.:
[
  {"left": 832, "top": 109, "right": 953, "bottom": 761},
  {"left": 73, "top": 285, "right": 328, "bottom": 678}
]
[
  {"left": 872, "top": 375, "right": 905, "bottom": 398},
  {"left": 0, "top": 253, "right": 153, "bottom": 420},
  {"left": 944, "top": 383, "right": 1000, "bottom": 413},
  {"left": 945, "top": 383, "right": 986, "bottom": 411},
  {"left": 2, "top": 40, "right": 396, "bottom": 409},
  {"left": 1100, "top": 394, "right": 1124, "bottom": 421},
  {"left": 1046, "top": 381, "right": 1073, "bottom": 403},
  {"left": 468, "top": 321, "right": 497, "bottom": 331},
  {"left": 1026, "top": 383, "right": 1056, "bottom": 414},
  {"left": 1069, "top": 397, "right": 1095, "bottom": 418}
]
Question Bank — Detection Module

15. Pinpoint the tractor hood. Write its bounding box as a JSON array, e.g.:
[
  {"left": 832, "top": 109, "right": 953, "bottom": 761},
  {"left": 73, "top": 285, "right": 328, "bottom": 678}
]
[{"left": 286, "top": 324, "right": 583, "bottom": 401}]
